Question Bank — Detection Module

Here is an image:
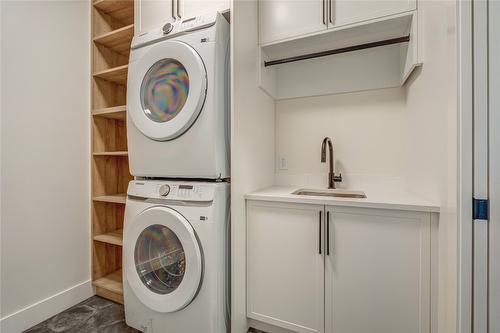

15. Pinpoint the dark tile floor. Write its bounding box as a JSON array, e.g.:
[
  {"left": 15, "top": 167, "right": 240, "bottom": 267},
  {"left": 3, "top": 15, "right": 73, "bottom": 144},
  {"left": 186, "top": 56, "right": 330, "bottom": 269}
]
[
  {"left": 24, "top": 296, "right": 267, "bottom": 333},
  {"left": 23, "top": 296, "right": 140, "bottom": 333}
]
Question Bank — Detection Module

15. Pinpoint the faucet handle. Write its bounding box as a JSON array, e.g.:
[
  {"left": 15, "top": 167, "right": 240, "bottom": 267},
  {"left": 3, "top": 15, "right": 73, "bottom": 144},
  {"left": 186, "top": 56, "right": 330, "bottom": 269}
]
[{"left": 333, "top": 173, "right": 343, "bottom": 183}]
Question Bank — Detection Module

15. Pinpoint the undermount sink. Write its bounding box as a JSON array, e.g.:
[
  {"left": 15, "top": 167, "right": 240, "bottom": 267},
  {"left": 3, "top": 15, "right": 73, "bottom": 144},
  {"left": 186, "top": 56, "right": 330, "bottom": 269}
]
[{"left": 292, "top": 188, "right": 367, "bottom": 199}]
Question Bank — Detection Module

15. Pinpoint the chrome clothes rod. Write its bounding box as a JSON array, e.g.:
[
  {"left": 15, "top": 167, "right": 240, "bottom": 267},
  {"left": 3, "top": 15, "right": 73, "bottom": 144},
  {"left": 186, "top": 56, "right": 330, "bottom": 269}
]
[{"left": 263, "top": 35, "right": 411, "bottom": 67}]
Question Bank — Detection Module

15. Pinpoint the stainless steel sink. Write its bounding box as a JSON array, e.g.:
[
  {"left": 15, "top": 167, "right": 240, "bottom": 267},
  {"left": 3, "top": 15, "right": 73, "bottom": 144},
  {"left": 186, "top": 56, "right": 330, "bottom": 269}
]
[{"left": 292, "top": 188, "right": 367, "bottom": 198}]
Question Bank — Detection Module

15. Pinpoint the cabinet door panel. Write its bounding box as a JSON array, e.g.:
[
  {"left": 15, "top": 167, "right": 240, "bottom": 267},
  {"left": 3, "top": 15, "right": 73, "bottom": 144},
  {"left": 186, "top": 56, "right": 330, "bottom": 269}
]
[
  {"left": 135, "top": 0, "right": 174, "bottom": 36},
  {"left": 329, "top": 0, "right": 416, "bottom": 28},
  {"left": 180, "top": 0, "right": 230, "bottom": 19},
  {"left": 325, "top": 207, "right": 430, "bottom": 333},
  {"left": 259, "top": 0, "right": 327, "bottom": 45},
  {"left": 247, "top": 201, "right": 325, "bottom": 333}
]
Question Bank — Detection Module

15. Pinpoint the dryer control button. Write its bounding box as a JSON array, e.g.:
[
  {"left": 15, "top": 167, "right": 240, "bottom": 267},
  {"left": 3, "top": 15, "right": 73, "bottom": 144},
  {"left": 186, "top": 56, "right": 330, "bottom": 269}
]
[
  {"left": 158, "top": 184, "right": 170, "bottom": 196},
  {"left": 162, "top": 22, "right": 174, "bottom": 34}
]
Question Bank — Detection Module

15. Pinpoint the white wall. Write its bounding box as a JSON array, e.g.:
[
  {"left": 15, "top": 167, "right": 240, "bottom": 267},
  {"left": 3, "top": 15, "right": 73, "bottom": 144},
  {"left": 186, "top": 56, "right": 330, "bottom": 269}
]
[
  {"left": 276, "top": 88, "right": 407, "bottom": 189},
  {"left": 404, "top": 1, "right": 458, "bottom": 332},
  {"left": 0, "top": 2, "right": 91, "bottom": 332},
  {"left": 231, "top": 0, "right": 276, "bottom": 332}
]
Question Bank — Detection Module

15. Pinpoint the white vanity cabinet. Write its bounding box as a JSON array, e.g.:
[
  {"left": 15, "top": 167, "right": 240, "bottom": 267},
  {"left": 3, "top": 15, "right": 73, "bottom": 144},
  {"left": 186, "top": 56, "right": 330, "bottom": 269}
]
[
  {"left": 247, "top": 201, "right": 325, "bottom": 333},
  {"left": 135, "top": 0, "right": 229, "bottom": 36},
  {"left": 324, "top": 206, "right": 430, "bottom": 333},
  {"left": 259, "top": 0, "right": 416, "bottom": 44},
  {"left": 247, "top": 200, "right": 432, "bottom": 333}
]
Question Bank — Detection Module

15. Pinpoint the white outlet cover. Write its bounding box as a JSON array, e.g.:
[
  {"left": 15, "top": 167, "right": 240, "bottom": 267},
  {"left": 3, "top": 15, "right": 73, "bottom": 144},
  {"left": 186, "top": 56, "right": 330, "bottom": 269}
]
[{"left": 279, "top": 156, "right": 288, "bottom": 170}]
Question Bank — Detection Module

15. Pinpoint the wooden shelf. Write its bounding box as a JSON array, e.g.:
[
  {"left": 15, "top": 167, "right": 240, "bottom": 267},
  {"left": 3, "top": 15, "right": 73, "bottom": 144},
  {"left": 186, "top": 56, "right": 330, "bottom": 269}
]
[
  {"left": 93, "top": 0, "right": 134, "bottom": 24},
  {"left": 94, "top": 229, "right": 123, "bottom": 246},
  {"left": 91, "top": 0, "right": 132, "bottom": 305},
  {"left": 93, "top": 65, "right": 128, "bottom": 85},
  {"left": 93, "top": 194, "right": 126, "bottom": 204},
  {"left": 93, "top": 270, "right": 123, "bottom": 294},
  {"left": 92, "top": 105, "right": 126, "bottom": 120},
  {"left": 93, "top": 270, "right": 123, "bottom": 303},
  {"left": 93, "top": 24, "right": 134, "bottom": 55},
  {"left": 93, "top": 0, "right": 133, "bottom": 13},
  {"left": 93, "top": 151, "right": 128, "bottom": 156}
]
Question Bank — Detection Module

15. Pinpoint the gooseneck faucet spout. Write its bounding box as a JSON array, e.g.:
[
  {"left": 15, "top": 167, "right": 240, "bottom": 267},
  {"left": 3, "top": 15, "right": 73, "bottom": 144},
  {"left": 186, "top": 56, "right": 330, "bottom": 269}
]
[{"left": 321, "top": 137, "right": 342, "bottom": 189}]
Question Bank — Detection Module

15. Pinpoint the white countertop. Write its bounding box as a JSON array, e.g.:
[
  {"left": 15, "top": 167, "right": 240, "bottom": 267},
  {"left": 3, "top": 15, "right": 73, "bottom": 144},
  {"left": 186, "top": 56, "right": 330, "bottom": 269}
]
[{"left": 245, "top": 186, "right": 440, "bottom": 213}]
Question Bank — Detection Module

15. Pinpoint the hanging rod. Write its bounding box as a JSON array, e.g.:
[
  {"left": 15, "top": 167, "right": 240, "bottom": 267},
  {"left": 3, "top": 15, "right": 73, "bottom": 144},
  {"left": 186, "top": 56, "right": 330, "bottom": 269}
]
[{"left": 264, "top": 35, "right": 410, "bottom": 67}]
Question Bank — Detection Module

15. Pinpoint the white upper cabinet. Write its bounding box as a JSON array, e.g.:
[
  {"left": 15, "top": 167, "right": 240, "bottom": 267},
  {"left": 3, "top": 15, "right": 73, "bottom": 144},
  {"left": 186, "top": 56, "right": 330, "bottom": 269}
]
[
  {"left": 135, "top": 0, "right": 229, "bottom": 36},
  {"left": 259, "top": 0, "right": 326, "bottom": 45},
  {"left": 329, "top": 0, "right": 416, "bottom": 28},
  {"left": 324, "top": 206, "right": 430, "bottom": 333},
  {"left": 247, "top": 201, "right": 325, "bottom": 333},
  {"left": 259, "top": 0, "right": 416, "bottom": 44},
  {"left": 135, "top": 0, "right": 175, "bottom": 36},
  {"left": 180, "top": 0, "right": 230, "bottom": 20}
]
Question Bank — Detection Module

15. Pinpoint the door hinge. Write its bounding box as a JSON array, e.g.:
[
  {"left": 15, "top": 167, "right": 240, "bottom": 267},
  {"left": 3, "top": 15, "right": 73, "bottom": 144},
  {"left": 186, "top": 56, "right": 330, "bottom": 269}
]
[{"left": 473, "top": 198, "right": 489, "bottom": 220}]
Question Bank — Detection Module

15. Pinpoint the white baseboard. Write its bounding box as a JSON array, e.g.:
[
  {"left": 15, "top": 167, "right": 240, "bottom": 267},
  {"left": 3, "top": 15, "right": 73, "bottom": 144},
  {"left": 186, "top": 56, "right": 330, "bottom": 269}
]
[{"left": 0, "top": 280, "right": 93, "bottom": 333}]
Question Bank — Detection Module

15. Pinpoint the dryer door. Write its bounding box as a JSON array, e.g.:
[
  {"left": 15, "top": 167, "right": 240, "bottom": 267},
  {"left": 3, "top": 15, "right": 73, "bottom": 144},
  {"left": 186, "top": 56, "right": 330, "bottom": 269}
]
[
  {"left": 124, "top": 206, "right": 203, "bottom": 313},
  {"left": 127, "top": 40, "right": 207, "bottom": 141}
]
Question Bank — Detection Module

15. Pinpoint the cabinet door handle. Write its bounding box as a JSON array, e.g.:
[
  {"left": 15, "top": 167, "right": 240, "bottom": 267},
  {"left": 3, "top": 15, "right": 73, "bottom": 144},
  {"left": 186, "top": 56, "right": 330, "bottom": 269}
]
[
  {"left": 177, "top": 0, "right": 181, "bottom": 18},
  {"left": 326, "top": 211, "right": 330, "bottom": 255},
  {"left": 329, "top": 0, "right": 333, "bottom": 24},
  {"left": 319, "top": 211, "right": 322, "bottom": 254},
  {"left": 171, "top": 0, "right": 176, "bottom": 20},
  {"left": 322, "top": 0, "right": 326, "bottom": 25}
]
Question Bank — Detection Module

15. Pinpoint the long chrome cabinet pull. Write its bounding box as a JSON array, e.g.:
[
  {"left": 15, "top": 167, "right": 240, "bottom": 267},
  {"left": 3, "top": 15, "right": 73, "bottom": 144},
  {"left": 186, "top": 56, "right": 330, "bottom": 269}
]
[
  {"left": 319, "top": 211, "right": 322, "bottom": 254},
  {"left": 177, "top": 0, "right": 181, "bottom": 18},
  {"left": 326, "top": 211, "right": 330, "bottom": 255},
  {"left": 171, "top": 0, "right": 176, "bottom": 20}
]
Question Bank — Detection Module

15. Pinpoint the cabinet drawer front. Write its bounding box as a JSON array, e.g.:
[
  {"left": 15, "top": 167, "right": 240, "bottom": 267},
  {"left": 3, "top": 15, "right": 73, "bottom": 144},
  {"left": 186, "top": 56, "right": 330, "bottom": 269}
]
[{"left": 247, "top": 201, "right": 325, "bottom": 333}]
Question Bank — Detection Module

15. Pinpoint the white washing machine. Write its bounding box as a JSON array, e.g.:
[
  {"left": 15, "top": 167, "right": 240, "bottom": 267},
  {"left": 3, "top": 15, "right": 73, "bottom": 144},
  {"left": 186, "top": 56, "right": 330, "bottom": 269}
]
[
  {"left": 123, "top": 180, "right": 230, "bottom": 333},
  {"left": 127, "top": 13, "right": 229, "bottom": 179}
]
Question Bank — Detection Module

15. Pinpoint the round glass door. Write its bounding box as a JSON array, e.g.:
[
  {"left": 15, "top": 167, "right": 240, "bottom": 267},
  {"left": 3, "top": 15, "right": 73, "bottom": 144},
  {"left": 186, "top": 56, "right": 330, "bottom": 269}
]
[
  {"left": 124, "top": 206, "right": 203, "bottom": 313},
  {"left": 127, "top": 40, "right": 207, "bottom": 141},
  {"left": 141, "top": 60, "right": 190, "bottom": 124},
  {"left": 134, "top": 224, "right": 186, "bottom": 295}
]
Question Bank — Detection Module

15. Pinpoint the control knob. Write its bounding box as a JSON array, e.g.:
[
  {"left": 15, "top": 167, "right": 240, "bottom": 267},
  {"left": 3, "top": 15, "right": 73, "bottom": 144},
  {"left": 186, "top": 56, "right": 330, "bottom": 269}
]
[
  {"left": 158, "top": 184, "right": 170, "bottom": 196},
  {"left": 162, "top": 22, "right": 174, "bottom": 34}
]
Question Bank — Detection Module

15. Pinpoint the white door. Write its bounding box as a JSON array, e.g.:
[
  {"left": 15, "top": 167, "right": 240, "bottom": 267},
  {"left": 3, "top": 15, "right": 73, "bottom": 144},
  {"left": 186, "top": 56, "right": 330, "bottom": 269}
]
[
  {"left": 489, "top": 0, "right": 500, "bottom": 330},
  {"left": 180, "top": 0, "right": 229, "bottom": 20},
  {"left": 127, "top": 40, "right": 207, "bottom": 141},
  {"left": 328, "top": 0, "right": 416, "bottom": 28},
  {"left": 325, "top": 206, "right": 431, "bottom": 333},
  {"left": 124, "top": 206, "right": 203, "bottom": 313},
  {"left": 259, "top": 0, "right": 327, "bottom": 45},
  {"left": 135, "top": 0, "right": 176, "bottom": 36},
  {"left": 247, "top": 201, "right": 325, "bottom": 333}
]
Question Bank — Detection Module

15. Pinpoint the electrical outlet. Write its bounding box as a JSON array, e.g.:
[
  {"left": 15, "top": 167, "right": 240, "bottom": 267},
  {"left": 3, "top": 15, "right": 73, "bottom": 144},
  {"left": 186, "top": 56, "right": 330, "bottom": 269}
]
[{"left": 279, "top": 156, "right": 288, "bottom": 170}]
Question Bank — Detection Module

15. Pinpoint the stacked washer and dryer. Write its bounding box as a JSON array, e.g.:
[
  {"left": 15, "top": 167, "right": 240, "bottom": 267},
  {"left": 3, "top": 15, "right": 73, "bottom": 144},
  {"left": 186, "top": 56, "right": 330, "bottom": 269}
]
[{"left": 123, "top": 13, "right": 230, "bottom": 333}]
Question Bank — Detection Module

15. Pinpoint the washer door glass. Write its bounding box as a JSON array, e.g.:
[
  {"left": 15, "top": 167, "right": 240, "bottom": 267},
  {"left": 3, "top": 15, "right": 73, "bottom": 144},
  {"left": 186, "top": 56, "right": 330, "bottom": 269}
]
[
  {"left": 124, "top": 206, "right": 203, "bottom": 313},
  {"left": 127, "top": 40, "right": 207, "bottom": 141},
  {"left": 134, "top": 224, "right": 185, "bottom": 295},
  {"left": 141, "top": 60, "right": 189, "bottom": 123}
]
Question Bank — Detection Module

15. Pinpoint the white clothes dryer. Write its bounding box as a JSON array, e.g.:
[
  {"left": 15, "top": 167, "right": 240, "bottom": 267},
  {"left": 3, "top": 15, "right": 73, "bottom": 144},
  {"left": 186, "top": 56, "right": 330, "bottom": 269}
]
[
  {"left": 123, "top": 180, "right": 230, "bottom": 333},
  {"left": 127, "top": 13, "right": 229, "bottom": 179}
]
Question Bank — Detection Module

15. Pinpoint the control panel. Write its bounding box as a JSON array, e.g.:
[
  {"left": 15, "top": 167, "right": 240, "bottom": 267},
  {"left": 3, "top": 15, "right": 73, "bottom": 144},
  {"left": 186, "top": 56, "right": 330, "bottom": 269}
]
[
  {"left": 132, "top": 12, "right": 218, "bottom": 49},
  {"left": 128, "top": 181, "right": 215, "bottom": 202}
]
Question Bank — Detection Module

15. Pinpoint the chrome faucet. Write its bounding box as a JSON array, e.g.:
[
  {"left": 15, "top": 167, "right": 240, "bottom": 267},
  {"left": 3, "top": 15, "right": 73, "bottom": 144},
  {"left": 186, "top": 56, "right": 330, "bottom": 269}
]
[{"left": 321, "top": 137, "right": 342, "bottom": 189}]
